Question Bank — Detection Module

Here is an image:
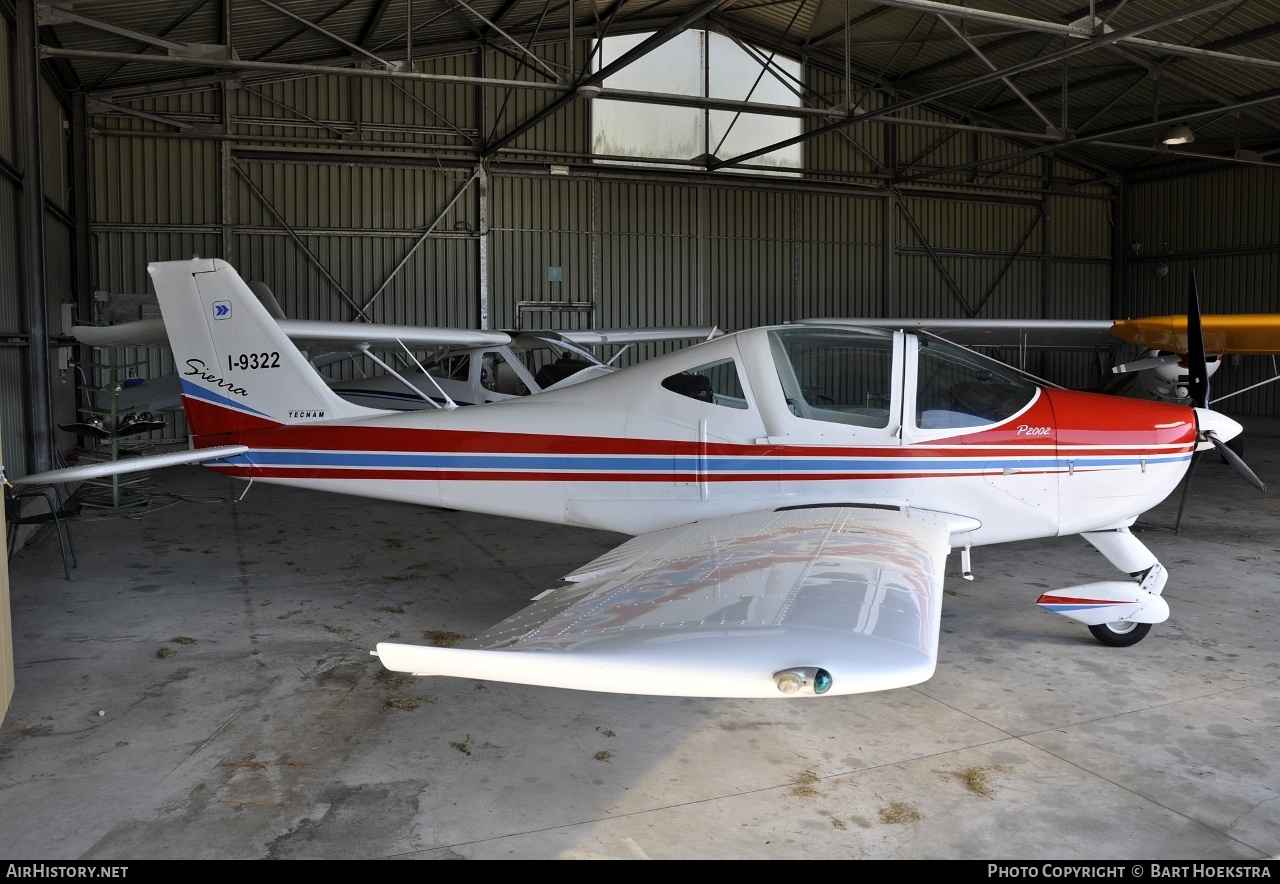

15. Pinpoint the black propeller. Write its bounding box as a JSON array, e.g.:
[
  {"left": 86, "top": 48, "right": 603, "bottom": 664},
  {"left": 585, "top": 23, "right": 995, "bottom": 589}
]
[
  {"left": 1185, "top": 273, "right": 1209, "bottom": 409},
  {"left": 1173, "top": 273, "right": 1265, "bottom": 532}
]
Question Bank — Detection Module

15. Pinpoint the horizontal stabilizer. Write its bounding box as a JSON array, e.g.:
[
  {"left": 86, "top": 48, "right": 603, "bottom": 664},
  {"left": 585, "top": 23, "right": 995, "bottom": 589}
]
[
  {"left": 373, "top": 506, "right": 953, "bottom": 698},
  {"left": 12, "top": 445, "right": 249, "bottom": 486}
]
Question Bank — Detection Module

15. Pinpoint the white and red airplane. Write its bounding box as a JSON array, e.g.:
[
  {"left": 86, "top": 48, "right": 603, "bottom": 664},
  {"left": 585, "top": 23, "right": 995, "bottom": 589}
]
[{"left": 16, "top": 258, "right": 1264, "bottom": 699}]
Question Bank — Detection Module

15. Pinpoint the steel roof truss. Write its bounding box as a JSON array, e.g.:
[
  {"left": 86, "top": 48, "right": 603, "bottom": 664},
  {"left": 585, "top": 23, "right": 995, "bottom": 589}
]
[{"left": 710, "top": 0, "right": 1243, "bottom": 170}]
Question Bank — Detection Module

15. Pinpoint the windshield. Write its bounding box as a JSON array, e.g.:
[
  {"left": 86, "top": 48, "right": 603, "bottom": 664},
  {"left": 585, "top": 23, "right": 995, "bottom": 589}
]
[{"left": 914, "top": 337, "right": 1037, "bottom": 429}]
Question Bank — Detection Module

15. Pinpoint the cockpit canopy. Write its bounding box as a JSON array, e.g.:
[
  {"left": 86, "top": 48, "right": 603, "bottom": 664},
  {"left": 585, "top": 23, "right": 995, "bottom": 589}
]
[{"left": 660, "top": 324, "right": 1038, "bottom": 433}]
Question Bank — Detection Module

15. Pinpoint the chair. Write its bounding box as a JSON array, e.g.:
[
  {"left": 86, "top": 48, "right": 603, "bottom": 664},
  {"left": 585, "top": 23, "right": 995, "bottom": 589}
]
[
  {"left": 661, "top": 372, "right": 715, "bottom": 403},
  {"left": 5, "top": 484, "right": 78, "bottom": 579}
]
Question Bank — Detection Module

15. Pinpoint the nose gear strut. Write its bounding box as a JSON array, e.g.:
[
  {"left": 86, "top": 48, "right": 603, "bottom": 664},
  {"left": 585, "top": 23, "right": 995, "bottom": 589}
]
[{"left": 1035, "top": 527, "right": 1168, "bottom": 647}]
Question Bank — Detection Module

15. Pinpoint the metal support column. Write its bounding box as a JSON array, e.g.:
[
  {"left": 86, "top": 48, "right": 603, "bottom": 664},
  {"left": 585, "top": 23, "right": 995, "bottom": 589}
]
[
  {"left": 1112, "top": 181, "right": 1126, "bottom": 320},
  {"left": 883, "top": 125, "right": 897, "bottom": 317},
  {"left": 475, "top": 45, "right": 490, "bottom": 330},
  {"left": 477, "top": 163, "right": 490, "bottom": 330},
  {"left": 589, "top": 175, "right": 600, "bottom": 325},
  {"left": 792, "top": 193, "right": 802, "bottom": 321},
  {"left": 71, "top": 93, "right": 92, "bottom": 336},
  {"left": 1041, "top": 156, "right": 1053, "bottom": 323},
  {"left": 221, "top": 0, "right": 233, "bottom": 262},
  {"left": 16, "top": 0, "right": 52, "bottom": 474}
]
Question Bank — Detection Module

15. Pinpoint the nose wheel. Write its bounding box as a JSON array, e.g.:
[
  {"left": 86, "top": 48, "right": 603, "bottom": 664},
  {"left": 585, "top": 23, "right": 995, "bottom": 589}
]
[{"left": 1088, "top": 621, "right": 1152, "bottom": 647}]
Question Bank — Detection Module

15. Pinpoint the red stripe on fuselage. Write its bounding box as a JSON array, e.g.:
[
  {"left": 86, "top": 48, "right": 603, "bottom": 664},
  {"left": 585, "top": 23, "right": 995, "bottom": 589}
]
[
  {"left": 186, "top": 387, "right": 1197, "bottom": 460},
  {"left": 185, "top": 395, "right": 280, "bottom": 439}
]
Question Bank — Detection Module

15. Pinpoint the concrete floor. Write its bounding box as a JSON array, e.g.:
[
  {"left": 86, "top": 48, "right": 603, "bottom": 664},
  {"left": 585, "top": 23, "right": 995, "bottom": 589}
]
[{"left": 1, "top": 419, "right": 1278, "bottom": 860}]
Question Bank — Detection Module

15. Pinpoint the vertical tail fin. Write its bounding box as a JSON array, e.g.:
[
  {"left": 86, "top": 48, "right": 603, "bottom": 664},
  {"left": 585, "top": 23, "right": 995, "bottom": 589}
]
[{"left": 147, "top": 258, "right": 384, "bottom": 436}]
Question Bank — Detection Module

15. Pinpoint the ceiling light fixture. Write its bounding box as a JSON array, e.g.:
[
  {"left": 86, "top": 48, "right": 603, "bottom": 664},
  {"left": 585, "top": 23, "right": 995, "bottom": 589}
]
[{"left": 1162, "top": 124, "right": 1195, "bottom": 146}]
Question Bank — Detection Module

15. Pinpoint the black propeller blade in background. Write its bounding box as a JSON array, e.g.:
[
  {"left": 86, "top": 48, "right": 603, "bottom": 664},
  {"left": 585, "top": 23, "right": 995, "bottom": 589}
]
[
  {"left": 1185, "top": 273, "right": 1209, "bottom": 410},
  {"left": 1174, "top": 272, "right": 1266, "bottom": 533}
]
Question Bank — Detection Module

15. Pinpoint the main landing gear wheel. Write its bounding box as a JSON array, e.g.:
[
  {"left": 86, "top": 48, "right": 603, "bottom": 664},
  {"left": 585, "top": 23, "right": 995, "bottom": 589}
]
[{"left": 1088, "top": 621, "right": 1152, "bottom": 647}]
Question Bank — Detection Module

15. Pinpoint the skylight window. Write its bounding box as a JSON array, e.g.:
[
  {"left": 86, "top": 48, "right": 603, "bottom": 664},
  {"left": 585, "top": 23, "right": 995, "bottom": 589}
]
[{"left": 591, "top": 30, "right": 802, "bottom": 174}]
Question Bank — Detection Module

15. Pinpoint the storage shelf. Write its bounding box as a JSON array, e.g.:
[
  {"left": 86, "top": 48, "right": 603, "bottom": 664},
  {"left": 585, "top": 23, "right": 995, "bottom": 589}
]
[{"left": 63, "top": 347, "right": 165, "bottom": 514}]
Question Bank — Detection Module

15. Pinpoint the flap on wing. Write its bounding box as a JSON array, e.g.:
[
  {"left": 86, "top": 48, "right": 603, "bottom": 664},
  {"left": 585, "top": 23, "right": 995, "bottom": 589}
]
[{"left": 374, "top": 506, "right": 953, "bottom": 698}]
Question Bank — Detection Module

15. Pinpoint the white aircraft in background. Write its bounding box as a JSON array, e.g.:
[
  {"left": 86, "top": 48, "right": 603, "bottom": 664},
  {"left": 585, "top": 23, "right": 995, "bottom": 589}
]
[
  {"left": 18, "top": 259, "right": 1263, "bottom": 699},
  {"left": 71, "top": 281, "right": 719, "bottom": 419}
]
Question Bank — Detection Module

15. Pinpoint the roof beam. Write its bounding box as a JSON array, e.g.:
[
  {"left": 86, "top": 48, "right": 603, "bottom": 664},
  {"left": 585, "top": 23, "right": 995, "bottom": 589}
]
[
  {"left": 356, "top": 0, "right": 395, "bottom": 47},
  {"left": 711, "top": 0, "right": 1244, "bottom": 170},
  {"left": 252, "top": 0, "right": 362, "bottom": 63},
  {"left": 896, "top": 87, "right": 1280, "bottom": 183}
]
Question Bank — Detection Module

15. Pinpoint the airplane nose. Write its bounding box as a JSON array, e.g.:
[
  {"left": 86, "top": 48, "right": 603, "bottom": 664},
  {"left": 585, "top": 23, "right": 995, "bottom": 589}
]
[{"left": 1194, "top": 408, "right": 1243, "bottom": 444}]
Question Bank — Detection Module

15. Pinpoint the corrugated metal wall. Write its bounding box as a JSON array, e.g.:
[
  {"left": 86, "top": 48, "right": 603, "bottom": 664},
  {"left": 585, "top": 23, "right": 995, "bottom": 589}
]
[
  {"left": 795, "top": 191, "right": 884, "bottom": 319},
  {"left": 1126, "top": 165, "right": 1280, "bottom": 415},
  {"left": 0, "top": 6, "right": 11, "bottom": 717},
  {"left": 0, "top": 15, "right": 25, "bottom": 476},
  {"left": 1, "top": 14, "right": 80, "bottom": 480}
]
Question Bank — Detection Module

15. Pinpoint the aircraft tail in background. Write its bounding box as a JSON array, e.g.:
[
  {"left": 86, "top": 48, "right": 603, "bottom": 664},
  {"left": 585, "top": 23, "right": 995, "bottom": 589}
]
[{"left": 146, "top": 258, "right": 387, "bottom": 437}]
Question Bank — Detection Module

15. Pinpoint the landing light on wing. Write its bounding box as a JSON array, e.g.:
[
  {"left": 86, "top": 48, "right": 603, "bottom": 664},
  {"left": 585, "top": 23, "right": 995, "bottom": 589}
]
[{"left": 773, "top": 667, "right": 833, "bottom": 695}]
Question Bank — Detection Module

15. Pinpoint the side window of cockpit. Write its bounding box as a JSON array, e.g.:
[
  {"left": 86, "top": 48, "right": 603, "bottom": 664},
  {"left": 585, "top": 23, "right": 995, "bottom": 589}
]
[
  {"left": 661, "top": 359, "right": 748, "bottom": 409},
  {"left": 767, "top": 328, "right": 894, "bottom": 428},
  {"left": 915, "top": 341, "right": 1037, "bottom": 429},
  {"left": 428, "top": 352, "right": 470, "bottom": 381}
]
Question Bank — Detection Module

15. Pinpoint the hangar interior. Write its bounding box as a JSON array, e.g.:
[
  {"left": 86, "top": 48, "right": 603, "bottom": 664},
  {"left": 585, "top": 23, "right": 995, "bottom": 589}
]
[
  {"left": 6, "top": 0, "right": 1280, "bottom": 483},
  {"left": 0, "top": 1, "right": 1279, "bottom": 859}
]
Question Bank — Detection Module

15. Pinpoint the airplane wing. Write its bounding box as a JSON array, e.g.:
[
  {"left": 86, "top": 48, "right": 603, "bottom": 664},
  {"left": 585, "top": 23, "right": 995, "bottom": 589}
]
[
  {"left": 374, "top": 506, "right": 959, "bottom": 698},
  {"left": 72, "top": 320, "right": 718, "bottom": 352},
  {"left": 543, "top": 327, "right": 722, "bottom": 346},
  {"left": 72, "top": 318, "right": 512, "bottom": 351},
  {"left": 801, "top": 317, "right": 1116, "bottom": 350},
  {"left": 1111, "top": 314, "right": 1280, "bottom": 355},
  {"left": 806, "top": 314, "right": 1280, "bottom": 357},
  {"left": 274, "top": 319, "right": 510, "bottom": 350}
]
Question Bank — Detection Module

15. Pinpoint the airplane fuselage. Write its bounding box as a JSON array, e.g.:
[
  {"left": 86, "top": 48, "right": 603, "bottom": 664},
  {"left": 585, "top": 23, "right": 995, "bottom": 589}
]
[{"left": 184, "top": 325, "right": 1197, "bottom": 548}]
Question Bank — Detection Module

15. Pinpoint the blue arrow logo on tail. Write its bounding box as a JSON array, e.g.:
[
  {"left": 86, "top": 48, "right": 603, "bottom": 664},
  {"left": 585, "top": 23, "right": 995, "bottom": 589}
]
[{"left": 213, "top": 300, "right": 231, "bottom": 319}]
